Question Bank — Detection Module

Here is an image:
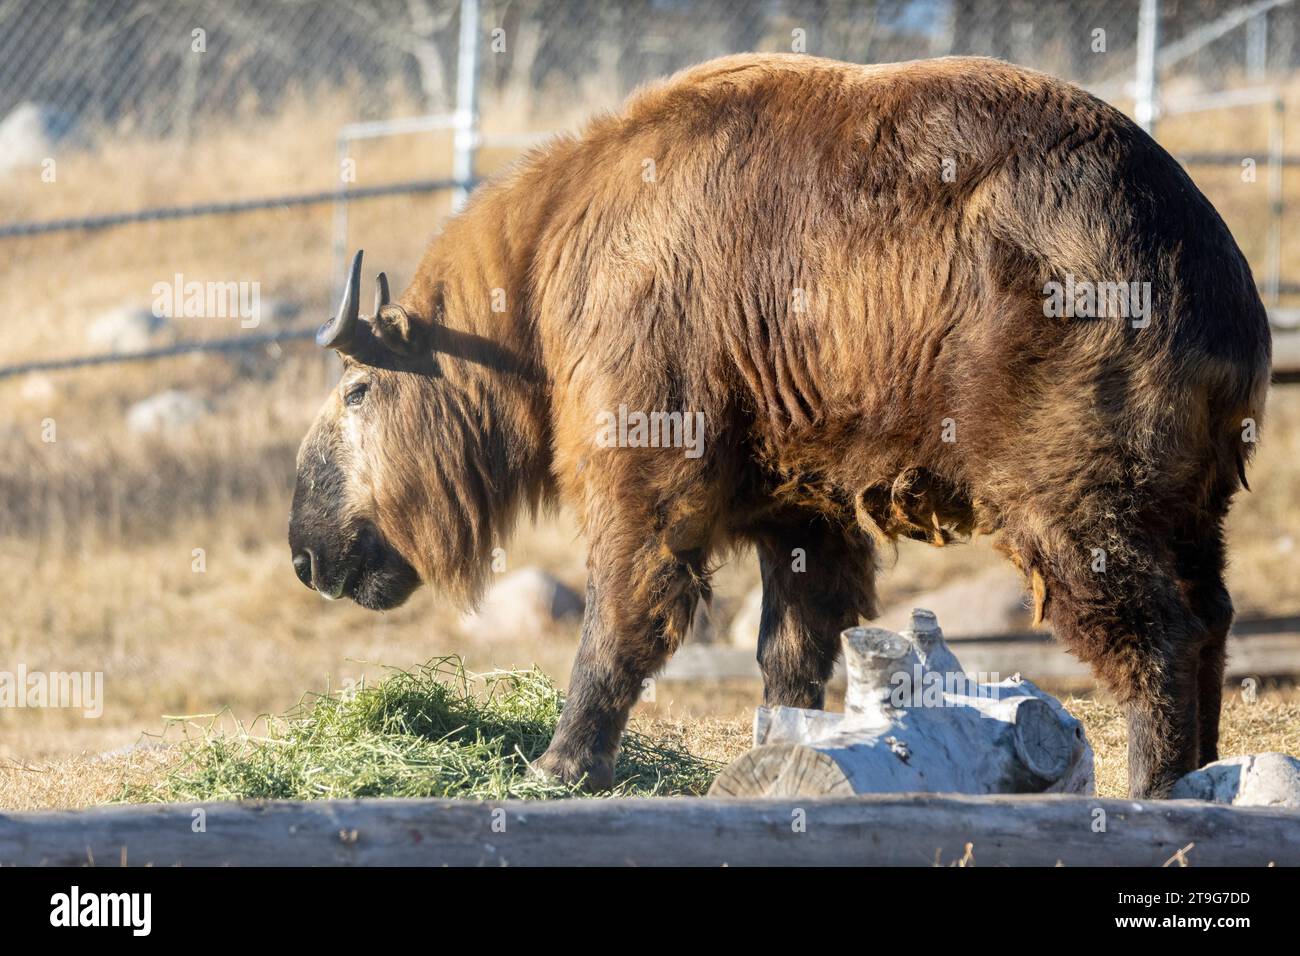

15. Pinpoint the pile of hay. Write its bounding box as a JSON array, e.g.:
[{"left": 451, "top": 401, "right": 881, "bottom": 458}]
[{"left": 126, "top": 658, "right": 720, "bottom": 802}]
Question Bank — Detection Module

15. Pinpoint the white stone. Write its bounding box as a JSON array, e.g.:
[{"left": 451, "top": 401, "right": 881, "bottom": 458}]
[
  {"left": 19, "top": 374, "right": 55, "bottom": 403},
  {"left": 875, "top": 565, "right": 1032, "bottom": 635},
  {"left": 126, "top": 389, "right": 209, "bottom": 434},
  {"left": 1172, "top": 753, "right": 1300, "bottom": 808},
  {"left": 729, "top": 566, "right": 1033, "bottom": 650},
  {"left": 87, "top": 306, "right": 169, "bottom": 354},
  {"left": 0, "top": 102, "right": 75, "bottom": 174},
  {"left": 461, "top": 567, "right": 584, "bottom": 640}
]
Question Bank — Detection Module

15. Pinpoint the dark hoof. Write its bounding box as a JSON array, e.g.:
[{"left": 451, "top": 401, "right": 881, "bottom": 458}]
[{"left": 533, "top": 747, "right": 615, "bottom": 793}]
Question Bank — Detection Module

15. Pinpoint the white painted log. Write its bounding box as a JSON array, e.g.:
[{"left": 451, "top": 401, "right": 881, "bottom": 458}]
[
  {"left": 710, "top": 609, "right": 1094, "bottom": 798},
  {"left": 1172, "top": 753, "right": 1300, "bottom": 808},
  {"left": 1, "top": 794, "right": 1297, "bottom": 866}
]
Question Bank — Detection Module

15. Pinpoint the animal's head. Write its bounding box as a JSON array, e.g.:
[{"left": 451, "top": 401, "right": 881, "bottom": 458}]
[{"left": 288, "top": 250, "right": 461, "bottom": 611}]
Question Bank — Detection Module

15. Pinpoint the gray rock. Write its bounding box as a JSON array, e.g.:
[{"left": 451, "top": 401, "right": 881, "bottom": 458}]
[
  {"left": 257, "top": 299, "right": 302, "bottom": 328},
  {"left": 0, "top": 102, "right": 76, "bottom": 174},
  {"left": 1172, "top": 753, "right": 1300, "bottom": 808},
  {"left": 729, "top": 566, "right": 1033, "bottom": 649},
  {"left": 87, "top": 306, "right": 169, "bottom": 354},
  {"left": 876, "top": 566, "right": 1032, "bottom": 636},
  {"left": 462, "top": 567, "right": 584, "bottom": 640},
  {"left": 19, "top": 373, "right": 55, "bottom": 404},
  {"left": 126, "top": 390, "right": 209, "bottom": 434}
]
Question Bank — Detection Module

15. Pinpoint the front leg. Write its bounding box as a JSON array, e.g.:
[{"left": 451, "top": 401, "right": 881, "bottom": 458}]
[
  {"left": 537, "top": 548, "right": 708, "bottom": 791},
  {"left": 754, "top": 517, "right": 878, "bottom": 709},
  {"left": 533, "top": 578, "right": 639, "bottom": 790}
]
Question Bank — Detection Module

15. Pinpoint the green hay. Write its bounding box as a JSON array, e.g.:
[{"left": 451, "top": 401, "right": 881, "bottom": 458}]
[{"left": 122, "top": 658, "right": 721, "bottom": 802}]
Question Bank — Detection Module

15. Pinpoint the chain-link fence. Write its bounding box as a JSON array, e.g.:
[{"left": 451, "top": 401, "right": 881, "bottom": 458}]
[
  {"left": 4, "top": 2, "right": 1300, "bottom": 280},
  {"left": 0, "top": 5, "right": 1290, "bottom": 197},
  {"left": 3, "top": 1, "right": 1299, "bottom": 138},
  {"left": 2, "top": 0, "right": 1299, "bottom": 546}
]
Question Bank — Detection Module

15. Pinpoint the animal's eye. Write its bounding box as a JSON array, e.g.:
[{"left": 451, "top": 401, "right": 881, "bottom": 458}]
[{"left": 344, "top": 383, "right": 368, "bottom": 407}]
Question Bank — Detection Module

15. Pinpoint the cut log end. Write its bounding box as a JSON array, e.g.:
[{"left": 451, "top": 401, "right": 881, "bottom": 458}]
[
  {"left": 708, "top": 743, "right": 856, "bottom": 798},
  {"left": 842, "top": 626, "right": 912, "bottom": 667},
  {"left": 908, "top": 607, "right": 939, "bottom": 634},
  {"left": 905, "top": 607, "right": 940, "bottom": 649},
  {"left": 1012, "top": 697, "right": 1073, "bottom": 782}
]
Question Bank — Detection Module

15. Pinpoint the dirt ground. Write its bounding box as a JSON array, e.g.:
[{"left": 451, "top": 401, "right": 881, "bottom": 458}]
[
  {"left": 3, "top": 677, "right": 1298, "bottom": 811},
  {"left": 2, "top": 77, "right": 1299, "bottom": 812}
]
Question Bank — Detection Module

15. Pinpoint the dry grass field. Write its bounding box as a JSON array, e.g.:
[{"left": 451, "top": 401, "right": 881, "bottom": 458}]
[
  {"left": 2, "top": 75, "right": 1299, "bottom": 811},
  {"left": 3, "top": 678, "right": 1298, "bottom": 811}
]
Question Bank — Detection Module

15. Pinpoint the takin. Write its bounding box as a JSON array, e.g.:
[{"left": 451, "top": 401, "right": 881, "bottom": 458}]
[{"left": 288, "top": 54, "right": 1271, "bottom": 798}]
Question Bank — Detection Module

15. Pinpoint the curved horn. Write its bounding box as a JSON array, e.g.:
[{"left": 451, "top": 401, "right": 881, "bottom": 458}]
[
  {"left": 374, "top": 271, "right": 390, "bottom": 314},
  {"left": 316, "top": 249, "right": 364, "bottom": 352}
]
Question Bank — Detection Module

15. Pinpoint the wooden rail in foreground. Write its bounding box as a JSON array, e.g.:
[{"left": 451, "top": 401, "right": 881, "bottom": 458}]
[{"left": 1, "top": 795, "right": 1297, "bottom": 866}]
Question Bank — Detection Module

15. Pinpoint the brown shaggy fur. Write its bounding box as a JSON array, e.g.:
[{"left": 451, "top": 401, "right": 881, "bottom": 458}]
[{"left": 292, "top": 54, "right": 1271, "bottom": 797}]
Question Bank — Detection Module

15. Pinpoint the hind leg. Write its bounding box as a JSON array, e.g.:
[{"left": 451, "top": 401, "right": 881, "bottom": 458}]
[
  {"left": 1172, "top": 517, "right": 1234, "bottom": 766},
  {"left": 1124, "top": 632, "right": 1203, "bottom": 798},
  {"left": 1014, "top": 531, "right": 1208, "bottom": 798},
  {"left": 1194, "top": 619, "right": 1230, "bottom": 765},
  {"left": 1058, "top": 571, "right": 1205, "bottom": 798},
  {"left": 752, "top": 516, "right": 877, "bottom": 709}
]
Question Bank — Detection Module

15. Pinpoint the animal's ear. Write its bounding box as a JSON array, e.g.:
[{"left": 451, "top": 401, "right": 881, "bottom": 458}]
[
  {"left": 372, "top": 304, "right": 430, "bottom": 356},
  {"left": 369, "top": 273, "right": 432, "bottom": 356}
]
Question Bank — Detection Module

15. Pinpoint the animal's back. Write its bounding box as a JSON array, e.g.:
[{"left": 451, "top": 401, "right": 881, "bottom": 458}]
[{"left": 533, "top": 53, "right": 1269, "bottom": 540}]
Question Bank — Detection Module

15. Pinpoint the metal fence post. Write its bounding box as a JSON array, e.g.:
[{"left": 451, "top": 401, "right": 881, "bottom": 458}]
[
  {"left": 1268, "top": 93, "right": 1286, "bottom": 306},
  {"left": 331, "top": 134, "right": 351, "bottom": 293},
  {"left": 1135, "top": 0, "right": 1160, "bottom": 135},
  {"left": 453, "top": 0, "right": 481, "bottom": 210},
  {"left": 1248, "top": 8, "right": 1270, "bottom": 80}
]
